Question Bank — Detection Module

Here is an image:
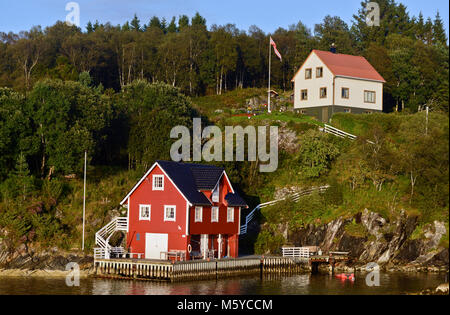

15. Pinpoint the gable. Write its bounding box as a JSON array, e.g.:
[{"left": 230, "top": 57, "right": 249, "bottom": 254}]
[
  {"left": 120, "top": 162, "right": 192, "bottom": 206},
  {"left": 292, "top": 50, "right": 385, "bottom": 83}
]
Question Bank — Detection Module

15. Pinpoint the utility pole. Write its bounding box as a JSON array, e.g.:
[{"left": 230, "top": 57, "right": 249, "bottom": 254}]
[
  {"left": 82, "top": 151, "right": 87, "bottom": 251},
  {"left": 268, "top": 39, "right": 272, "bottom": 114}
]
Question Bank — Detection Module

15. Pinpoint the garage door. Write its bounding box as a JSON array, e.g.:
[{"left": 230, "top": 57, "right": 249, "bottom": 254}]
[{"left": 145, "top": 233, "right": 168, "bottom": 260}]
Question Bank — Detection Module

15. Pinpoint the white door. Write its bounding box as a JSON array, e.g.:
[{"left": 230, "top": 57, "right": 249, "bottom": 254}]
[{"left": 145, "top": 233, "right": 168, "bottom": 260}]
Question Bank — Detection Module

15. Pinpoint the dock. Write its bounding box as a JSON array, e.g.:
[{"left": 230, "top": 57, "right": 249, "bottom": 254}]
[{"left": 94, "top": 256, "right": 310, "bottom": 282}]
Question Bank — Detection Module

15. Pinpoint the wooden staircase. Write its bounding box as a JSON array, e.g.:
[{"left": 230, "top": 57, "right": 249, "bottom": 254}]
[
  {"left": 94, "top": 217, "right": 128, "bottom": 259},
  {"left": 240, "top": 186, "right": 329, "bottom": 235}
]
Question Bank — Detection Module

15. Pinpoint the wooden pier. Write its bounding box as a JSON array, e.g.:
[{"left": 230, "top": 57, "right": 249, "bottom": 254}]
[{"left": 94, "top": 256, "right": 310, "bottom": 282}]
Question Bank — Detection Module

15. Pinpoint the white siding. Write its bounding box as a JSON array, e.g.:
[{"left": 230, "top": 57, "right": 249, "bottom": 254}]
[
  {"left": 293, "top": 51, "right": 383, "bottom": 111},
  {"left": 293, "top": 53, "right": 333, "bottom": 109},
  {"left": 334, "top": 77, "right": 383, "bottom": 111}
]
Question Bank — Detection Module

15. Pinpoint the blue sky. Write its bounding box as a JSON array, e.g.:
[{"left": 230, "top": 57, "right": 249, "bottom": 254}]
[{"left": 0, "top": 0, "right": 448, "bottom": 36}]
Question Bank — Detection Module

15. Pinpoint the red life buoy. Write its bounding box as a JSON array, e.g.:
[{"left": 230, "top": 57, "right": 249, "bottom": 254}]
[{"left": 187, "top": 244, "right": 192, "bottom": 253}]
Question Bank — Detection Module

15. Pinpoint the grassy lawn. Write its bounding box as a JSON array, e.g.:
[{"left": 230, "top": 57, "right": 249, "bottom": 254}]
[{"left": 227, "top": 111, "right": 323, "bottom": 126}]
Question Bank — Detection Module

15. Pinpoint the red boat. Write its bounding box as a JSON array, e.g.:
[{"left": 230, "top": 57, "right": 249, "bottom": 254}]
[{"left": 335, "top": 273, "right": 355, "bottom": 281}]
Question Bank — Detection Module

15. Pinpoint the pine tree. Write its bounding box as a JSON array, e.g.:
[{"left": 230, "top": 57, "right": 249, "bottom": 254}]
[
  {"left": 167, "top": 17, "right": 178, "bottom": 33},
  {"left": 130, "top": 14, "right": 141, "bottom": 32},
  {"left": 433, "top": 11, "right": 448, "bottom": 46},
  {"left": 86, "top": 21, "right": 94, "bottom": 33},
  {"left": 149, "top": 16, "right": 162, "bottom": 30},
  {"left": 192, "top": 12, "right": 206, "bottom": 26},
  {"left": 178, "top": 15, "right": 190, "bottom": 30},
  {"left": 14, "top": 152, "right": 32, "bottom": 201}
]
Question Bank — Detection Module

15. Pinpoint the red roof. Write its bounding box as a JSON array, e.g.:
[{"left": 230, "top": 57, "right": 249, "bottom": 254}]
[{"left": 294, "top": 50, "right": 385, "bottom": 82}]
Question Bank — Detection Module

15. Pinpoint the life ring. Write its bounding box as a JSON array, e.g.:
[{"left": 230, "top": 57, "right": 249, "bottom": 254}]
[{"left": 187, "top": 244, "right": 192, "bottom": 253}]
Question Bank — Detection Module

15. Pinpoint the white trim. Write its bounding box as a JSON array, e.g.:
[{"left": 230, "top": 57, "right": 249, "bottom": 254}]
[
  {"left": 195, "top": 206, "right": 203, "bottom": 223},
  {"left": 164, "top": 205, "right": 176, "bottom": 222},
  {"left": 186, "top": 202, "right": 190, "bottom": 235},
  {"left": 152, "top": 175, "right": 164, "bottom": 191},
  {"left": 335, "top": 74, "right": 385, "bottom": 83},
  {"left": 238, "top": 207, "right": 241, "bottom": 235},
  {"left": 211, "top": 206, "right": 219, "bottom": 223},
  {"left": 139, "top": 204, "right": 151, "bottom": 221},
  {"left": 120, "top": 162, "right": 193, "bottom": 206},
  {"left": 127, "top": 197, "right": 130, "bottom": 233},
  {"left": 227, "top": 207, "right": 234, "bottom": 222},
  {"left": 222, "top": 171, "right": 235, "bottom": 194}
]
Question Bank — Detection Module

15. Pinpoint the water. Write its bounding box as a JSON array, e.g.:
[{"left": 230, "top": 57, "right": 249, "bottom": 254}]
[{"left": 0, "top": 272, "right": 446, "bottom": 295}]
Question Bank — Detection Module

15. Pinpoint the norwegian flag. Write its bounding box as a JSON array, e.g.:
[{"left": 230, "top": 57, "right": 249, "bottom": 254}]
[{"left": 270, "top": 37, "right": 282, "bottom": 61}]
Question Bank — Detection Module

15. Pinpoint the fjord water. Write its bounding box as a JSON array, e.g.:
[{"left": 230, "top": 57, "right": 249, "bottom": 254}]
[{"left": 0, "top": 272, "right": 446, "bottom": 295}]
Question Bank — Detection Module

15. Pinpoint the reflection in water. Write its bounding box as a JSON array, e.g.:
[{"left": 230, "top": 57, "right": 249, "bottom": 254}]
[{"left": 0, "top": 272, "right": 446, "bottom": 295}]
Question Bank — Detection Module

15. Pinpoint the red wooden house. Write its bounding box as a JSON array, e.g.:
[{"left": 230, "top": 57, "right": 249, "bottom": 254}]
[{"left": 118, "top": 160, "right": 247, "bottom": 261}]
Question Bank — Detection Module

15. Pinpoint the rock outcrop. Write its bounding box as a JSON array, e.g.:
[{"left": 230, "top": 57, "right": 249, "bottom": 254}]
[{"left": 288, "top": 209, "right": 448, "bottom": 270}]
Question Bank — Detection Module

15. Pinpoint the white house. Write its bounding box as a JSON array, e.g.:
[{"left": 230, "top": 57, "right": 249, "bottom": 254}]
[{"left": 292, "top": 49, "right": 386, "bottom": 122}]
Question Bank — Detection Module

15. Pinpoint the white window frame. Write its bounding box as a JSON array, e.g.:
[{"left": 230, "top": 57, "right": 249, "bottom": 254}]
[
  {"left": 227, "top": 207, "right": 234, "bottom": 222},
  {"left": 211, "top": 207, "right": 219, "bottom": 223},
  {"left": 364, "top": 90, "right": 376, "bottom": 104},
  {"left": 152, "top": 175, "right": 164, "bottom": 191},
  {"left": 139, "top": 204, "right": 151, "bottom": 221},
  {"left": 342, "top": 87, "right": 349, "bottom": 99},
  {"left": 164, "top": 205, "right": 176, "bottom": 222},
  {"left": 195, "top": 206, "right": 203, "bottom": 222}
]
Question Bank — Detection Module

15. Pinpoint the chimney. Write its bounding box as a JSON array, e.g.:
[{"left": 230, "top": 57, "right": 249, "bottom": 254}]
[{"left": 330, "top": 43, "right": 337, "bottom": 54}]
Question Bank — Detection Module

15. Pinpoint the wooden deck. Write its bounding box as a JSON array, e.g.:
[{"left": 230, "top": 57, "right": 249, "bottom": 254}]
[{"left": 94, "top": 256, "right": 311, "bottom": 282}]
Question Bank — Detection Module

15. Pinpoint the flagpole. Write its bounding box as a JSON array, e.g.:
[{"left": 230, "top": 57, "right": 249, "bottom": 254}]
[
  {"left": 268, "top": 38, "right": 271, "bottom": 114},
  {"left": 82, "top": 151, "right": 86, "bottom": 251}
]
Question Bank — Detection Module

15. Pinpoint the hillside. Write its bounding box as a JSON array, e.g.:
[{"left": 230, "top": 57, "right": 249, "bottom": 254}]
[{"left": 0, "top": 85, "right": 448, "bottom": 269}]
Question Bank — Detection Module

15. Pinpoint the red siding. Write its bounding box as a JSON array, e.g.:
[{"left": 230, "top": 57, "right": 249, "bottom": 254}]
[
  {"left": 124, "top": 163, "right": 241, "bottom": 259},
  {"left": 126, "top": 165, "right": 188, "bottom": 256},
  {"left": 189, "top": 175, "right": 240, "bottom": 235}
]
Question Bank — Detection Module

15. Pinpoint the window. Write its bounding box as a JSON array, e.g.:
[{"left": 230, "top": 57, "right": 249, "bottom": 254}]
[
  {"left": 364, "top": 91, "right": 376, "bottom": 103},
  {"left": 227, "top": 207, "right": 234, "bottom": 222},
  {"left": 342, "top": 88, "right": 349, "bottom": 99},
  {"left": 212, "top": 184, "right": 219, "bottom": 203},
  {"left": 139, "top": 205, "right": 151, "bottom": 221},
  {"left": 152, "top": 175, "right": 164, "bottom": 191},
  {"left": 316, "top": 67, "right": 323, "bottom": 78},
  {"left": 136, "top": 233, "right": 140, "bottom": 241},
  {"left": 164, "top": 205, "right": 176, "bottom": 222},
  {"left": 320, "top": 87, "right": 327, "bottom": 99},
  {"left": 364, "top": 110, "right": 373, "bottom": 114},
  {"left": 301, "top": 89, "right": 308, "bottom": 101},
  {"left": 211, "top": 207, "right": 219, "bottom": 223},
  {"left": 344, "top": 108, "right": 351, "bottom": 113},
  {"left": 195, "top": 206, "right": 203, "bottom": 222},
  {"left": 305, "top": 68, "right": 312, "bottom": 79}
]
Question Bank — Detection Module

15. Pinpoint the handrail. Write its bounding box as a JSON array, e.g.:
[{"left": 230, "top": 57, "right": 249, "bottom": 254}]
[
  {"left": 240, "top": 186, "right": 329, "bottom": 235},
  {"left": 95, "top": 217, "right": 128, "bottom": 259},
  {"left": 324, "top": 124, "right": 357, "bottom": 140}
]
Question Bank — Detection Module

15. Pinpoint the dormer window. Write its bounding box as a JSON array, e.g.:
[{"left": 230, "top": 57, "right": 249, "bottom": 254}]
[
  {"left": 212, "top": 184, "right": 219, "bottom": 203},
  {"left": 153, "top": 175, "right": 164, "bottom": 191}
]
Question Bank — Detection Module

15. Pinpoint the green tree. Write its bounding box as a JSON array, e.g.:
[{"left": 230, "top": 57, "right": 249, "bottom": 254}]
[{"left": 298, "top": 130, "right": 340, "bottom": 178}]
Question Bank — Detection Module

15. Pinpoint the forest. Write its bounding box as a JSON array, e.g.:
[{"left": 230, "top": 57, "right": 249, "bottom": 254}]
[
  {"left": 0, "top": 0, "right": 448, "bottom": 112},
  {"left": 0, "top": 0, "right": 448, "bottom": 252}
]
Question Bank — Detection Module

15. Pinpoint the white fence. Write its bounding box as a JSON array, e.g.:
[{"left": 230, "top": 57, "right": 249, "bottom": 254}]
[
  {"left": 324, "top": 124, "right": 357, "bottom": 140},
  {"left": 240, "top": 186, "right": 329, "bottom": 235},
  {"left": 282, "top": 247, "right": 311, "bottom": 258}
]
